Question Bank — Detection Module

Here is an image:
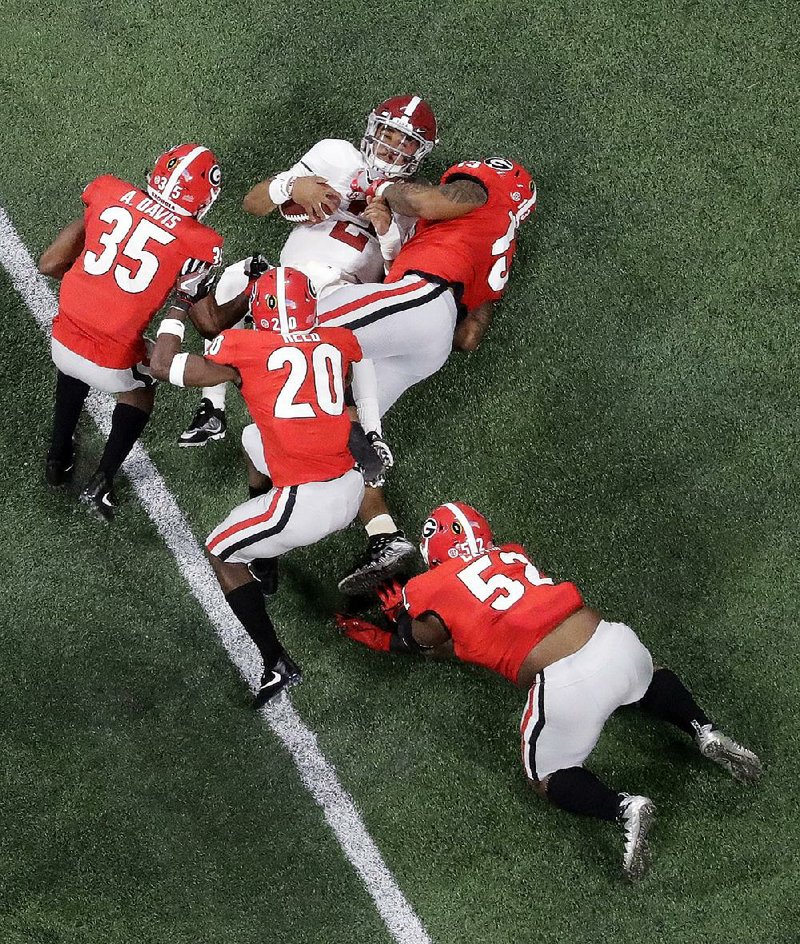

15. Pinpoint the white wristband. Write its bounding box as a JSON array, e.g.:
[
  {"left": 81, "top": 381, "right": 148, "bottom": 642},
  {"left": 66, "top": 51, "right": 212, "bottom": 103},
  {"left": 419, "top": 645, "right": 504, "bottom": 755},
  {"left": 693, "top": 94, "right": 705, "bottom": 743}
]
[
  {"left": 169, "top": 352, "right": 190, "bottom": 387},
  {"left": 377, "top": 219, "right": 402, "bottom": 262},
  {"left": 157, "top": 319, "right": 185, "bottom": 340},
  {"left": 268, "top": 172, "right": 297, "bottom": 206}
]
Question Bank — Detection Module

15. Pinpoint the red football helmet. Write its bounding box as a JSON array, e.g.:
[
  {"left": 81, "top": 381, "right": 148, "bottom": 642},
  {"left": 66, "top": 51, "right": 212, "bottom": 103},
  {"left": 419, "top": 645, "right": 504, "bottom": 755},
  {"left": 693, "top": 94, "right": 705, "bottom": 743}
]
[
  {"left": 494, "top": 158, "right": 536, "bottom": 223},
  {"left": 471, "top": 157, "right": 536, "bottom": 224},
  {"left": 361, "top": 95, "right": 438, "bottom": 180},
  {"left": 250, "top": 266, "right": 318, "bottom": 335},
  {"left": 420, "top": 502, "right": 495, "bottom": 568},
  {"left": 147, "top": 143, "right": 221, "bottom": 220}
]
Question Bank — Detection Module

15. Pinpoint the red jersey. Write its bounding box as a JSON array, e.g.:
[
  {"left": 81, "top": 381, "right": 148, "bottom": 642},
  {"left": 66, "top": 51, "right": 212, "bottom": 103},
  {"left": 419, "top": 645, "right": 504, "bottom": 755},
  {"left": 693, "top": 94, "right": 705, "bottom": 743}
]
[
  {"left": 206, "top": 326, "right": 362, "bottom": 487},
  {"left": 386, "top": 158, "right": 536, "bottom": 313},
  {"left": 402, "top": 543, "right": 583, "bottom": 685},
  {"left": 54, "top": 174, "right": 223, "bottom": 369}
]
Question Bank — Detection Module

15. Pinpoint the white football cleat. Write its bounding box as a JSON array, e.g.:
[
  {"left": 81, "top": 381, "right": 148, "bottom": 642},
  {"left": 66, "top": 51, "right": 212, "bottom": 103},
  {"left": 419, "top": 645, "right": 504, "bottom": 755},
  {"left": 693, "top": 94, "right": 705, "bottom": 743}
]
[
  {"left": 694, "top": 723, "right": 763, "bottom": 784},
  {"left": 618, "top": 794, "right": 656, "bottom": 882}
]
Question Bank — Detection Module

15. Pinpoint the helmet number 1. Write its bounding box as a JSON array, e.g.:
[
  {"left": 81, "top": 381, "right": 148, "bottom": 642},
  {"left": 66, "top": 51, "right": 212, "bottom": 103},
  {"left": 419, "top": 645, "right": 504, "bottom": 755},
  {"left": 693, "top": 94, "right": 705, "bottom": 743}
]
[{"left": 83, "top": 206, "right": 175, "bottom": 293}]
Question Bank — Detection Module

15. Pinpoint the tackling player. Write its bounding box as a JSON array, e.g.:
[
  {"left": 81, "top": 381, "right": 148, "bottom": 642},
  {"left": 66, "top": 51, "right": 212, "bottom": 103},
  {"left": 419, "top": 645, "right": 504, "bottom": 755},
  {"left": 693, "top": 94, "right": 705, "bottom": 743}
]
[
  {"left": 38, "top": 143, "right": 223, "bottom": 519},
  {"left": 178, "top": 95, "right": 438, "bottom": 447},
  {"left": 338, "top": 502, "right": 763, "bottom": 881},
  {"left": 151, "top": 267, "right": 365, "bottom": 706},
  {"left": 317, "top": 157, "right": 537, "bottom": 592}
]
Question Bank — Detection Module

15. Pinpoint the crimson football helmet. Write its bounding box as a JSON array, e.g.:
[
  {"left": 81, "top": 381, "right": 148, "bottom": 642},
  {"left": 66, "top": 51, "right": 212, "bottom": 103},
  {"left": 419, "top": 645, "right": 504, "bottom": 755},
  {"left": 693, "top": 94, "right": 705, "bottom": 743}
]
[
  {"left": 420, "top": 502, "right": 495, "bottom": 568},
  {"left": 250, "top": 266, "right": 318, "bottom": 335},
  {"left": 361, "top": 95, "right": 438, "bottom": 180},
  {"left": 147, "top": 143, "right": 221, "bottom": 220}
]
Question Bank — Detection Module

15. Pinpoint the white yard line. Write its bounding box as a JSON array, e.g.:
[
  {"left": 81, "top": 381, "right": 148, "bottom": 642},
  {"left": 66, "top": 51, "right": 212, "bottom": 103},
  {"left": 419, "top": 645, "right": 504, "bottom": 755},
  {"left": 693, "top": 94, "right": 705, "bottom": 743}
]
[{"left": 0, "top": 206, "right": 432, "bottom": 944}]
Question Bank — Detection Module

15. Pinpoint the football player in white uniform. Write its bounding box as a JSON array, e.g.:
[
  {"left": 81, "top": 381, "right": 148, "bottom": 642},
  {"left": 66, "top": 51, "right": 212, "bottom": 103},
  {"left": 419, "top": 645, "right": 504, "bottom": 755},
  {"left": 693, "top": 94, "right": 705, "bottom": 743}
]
[{"left": 179, "top": 95, "right": 438, "bottom": 447}]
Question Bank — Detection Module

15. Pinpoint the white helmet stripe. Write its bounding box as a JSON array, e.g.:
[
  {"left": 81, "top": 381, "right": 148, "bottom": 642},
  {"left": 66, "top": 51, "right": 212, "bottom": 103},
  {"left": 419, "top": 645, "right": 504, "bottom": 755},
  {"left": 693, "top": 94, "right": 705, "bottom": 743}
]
[
  {"left": 444, "top": 502, "right": 479, "bottom": 556},
  {"left": 162, "top": 145, "right": 209, "bottom": 208},
  {"left": 402, "top": 95, "right": 421, "bottom": 119},
  {"left": 276, "top": 267, "right": 291, "bottom": 335}
]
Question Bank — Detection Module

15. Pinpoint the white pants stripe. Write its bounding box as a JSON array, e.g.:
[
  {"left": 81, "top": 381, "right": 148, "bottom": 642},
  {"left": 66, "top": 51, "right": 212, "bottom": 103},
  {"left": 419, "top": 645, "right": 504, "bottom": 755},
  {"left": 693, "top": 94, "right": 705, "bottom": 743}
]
[{"left": 206, "top": 469, "right": 365, "bottom": 565}]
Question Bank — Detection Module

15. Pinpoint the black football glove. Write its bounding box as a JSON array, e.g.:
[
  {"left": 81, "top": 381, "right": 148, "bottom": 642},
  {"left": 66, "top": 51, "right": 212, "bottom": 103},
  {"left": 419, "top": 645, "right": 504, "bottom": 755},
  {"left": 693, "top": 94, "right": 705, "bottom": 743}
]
[
  {"left": 366, "top": 431, "right": 394, "bottom": 472},
  {"left": 244, "top": 253, "right": 273, "bottom": 283}
]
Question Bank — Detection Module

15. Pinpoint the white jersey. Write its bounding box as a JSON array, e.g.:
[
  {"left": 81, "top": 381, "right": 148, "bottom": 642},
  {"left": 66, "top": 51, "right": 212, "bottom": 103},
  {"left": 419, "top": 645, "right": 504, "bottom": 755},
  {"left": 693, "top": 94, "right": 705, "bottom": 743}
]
[{"left": 279, "top": 139, "right": 413, "bottom": 296}]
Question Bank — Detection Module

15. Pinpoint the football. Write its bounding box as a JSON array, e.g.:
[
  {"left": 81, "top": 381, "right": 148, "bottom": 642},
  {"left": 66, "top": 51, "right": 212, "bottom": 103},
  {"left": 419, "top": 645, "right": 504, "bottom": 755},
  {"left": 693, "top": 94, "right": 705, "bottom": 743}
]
[{"left": 279, "top": 200, "right": 313, "bottom": 223}]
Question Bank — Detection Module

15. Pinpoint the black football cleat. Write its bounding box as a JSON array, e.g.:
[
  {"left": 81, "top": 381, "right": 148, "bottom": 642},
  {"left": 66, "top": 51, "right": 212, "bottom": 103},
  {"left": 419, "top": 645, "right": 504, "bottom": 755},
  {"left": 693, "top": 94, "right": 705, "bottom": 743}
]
[
  {"left": 248, "top": 557, "right": 279, "bottom": 596},
  {"left": 45, "top": 457, "right": 75, "bottom": 487},
  {"left": 79, "top": 471, "right": 117, "bottom": 522},
  {"left": 337, "top": 531, "right": 417, "bottom": 596},
  {"left": 178, "top": 398, "right": 226, "bottom": 447},
  {"left": 253, "top": 652, "right": 302, "bottom": 709}
]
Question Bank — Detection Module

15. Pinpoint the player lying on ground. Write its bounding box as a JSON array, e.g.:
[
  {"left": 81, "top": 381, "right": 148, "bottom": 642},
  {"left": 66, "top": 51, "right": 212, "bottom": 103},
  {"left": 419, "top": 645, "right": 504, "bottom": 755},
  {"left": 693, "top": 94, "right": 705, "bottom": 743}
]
[
  {"left": 338, "top": 502, "right": 763, "bottom": 881},
  {"left": 188, "top": 158, "right": 538, "bottom": 595},
  {"left": 38, "top": 144, "right": 223, "bottom": 520},
  {"left": 178, "top": 95, "right": 437, "bottom": 448},
  {"left": 151, "top": 267, "right": 367, "bottom": 707},
  {"left": 316, "top": 157, "right": 537, "bottom": 594}
]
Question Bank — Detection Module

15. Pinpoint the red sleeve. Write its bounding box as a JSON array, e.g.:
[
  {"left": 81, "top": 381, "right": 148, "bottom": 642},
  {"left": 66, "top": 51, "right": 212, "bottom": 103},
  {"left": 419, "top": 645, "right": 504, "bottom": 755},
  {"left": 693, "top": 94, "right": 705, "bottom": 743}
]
[
  {"left": 401, "top": 571, "right": 434, "bottom": 620},
  {"left": 185, "top": 223, "right": 224, "bottom": 268},
  {"left": 81, "top": 174, "right": 113, "bottom": 207},
  {"left": 204, "top": 330, "right": 241, "bottom": 368}
]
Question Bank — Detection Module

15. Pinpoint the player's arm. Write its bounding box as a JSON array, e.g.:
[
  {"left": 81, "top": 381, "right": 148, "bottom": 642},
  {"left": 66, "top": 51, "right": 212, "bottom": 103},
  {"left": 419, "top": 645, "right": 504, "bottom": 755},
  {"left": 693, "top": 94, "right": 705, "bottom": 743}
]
[
  {"left": 337, "top": 580, "right": 453, "bottom": 658},
  {"left": 243, "top": 175, "right": 340, "bottom": 222},
  {"left": 150, "top": 306, "right": 240, "bottom": 388},
  {"left": 337, "top": 610, "right": 452, "bottom": 658},
  {"left": 381, "top": 177, "right": 487, "bottom": 221},
  {"left": 190, "top": 292, "right": 250, "bottom": 338},
  {"left": 38, "top": 217, "right": 86, "bottom": 280},
  {"left": 452, "top": 301, "right": 494, "bottom": 353}
]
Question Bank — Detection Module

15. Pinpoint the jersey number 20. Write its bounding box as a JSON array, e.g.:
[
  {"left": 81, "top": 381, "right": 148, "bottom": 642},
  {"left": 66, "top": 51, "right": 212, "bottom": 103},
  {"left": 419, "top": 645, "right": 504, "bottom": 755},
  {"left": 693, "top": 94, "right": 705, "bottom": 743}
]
[{"left": 269, "top": 343, "right": 345, "bottom": 418}]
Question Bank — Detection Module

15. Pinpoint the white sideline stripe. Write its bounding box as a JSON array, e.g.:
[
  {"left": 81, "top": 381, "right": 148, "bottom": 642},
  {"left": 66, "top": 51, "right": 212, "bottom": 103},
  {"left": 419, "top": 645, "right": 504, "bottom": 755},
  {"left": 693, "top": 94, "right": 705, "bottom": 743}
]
[{"left": 0, "top": 206, "right": 432, "bottom": 944}]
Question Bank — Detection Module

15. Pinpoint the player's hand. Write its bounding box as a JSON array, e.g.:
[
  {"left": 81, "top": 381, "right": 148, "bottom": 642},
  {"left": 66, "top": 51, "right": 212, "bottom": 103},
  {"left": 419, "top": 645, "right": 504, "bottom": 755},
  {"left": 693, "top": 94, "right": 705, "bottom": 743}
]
[
  {"left": 291, "top": 176, "right": 341, "bottom": 222},
  {"left": 366, "top": 430, "right": 394, "bottom": 471},
  {"left": 361, "top": 199, "right": 392, "bottom": 236},
  {"left": 176, "top": 264, "right": 216, "bottom": 306},
  {"left": 244, "top": 253, "right": 272, "bottom": 285},
  {"left": 376, "top": 579, "right": 405, "bottom": 622},
  {"left": 335, "top": 614, "right": 392, "bottom": 652},
  {"left": 350, "top": 171, "right": 391, "bottom": 200}
]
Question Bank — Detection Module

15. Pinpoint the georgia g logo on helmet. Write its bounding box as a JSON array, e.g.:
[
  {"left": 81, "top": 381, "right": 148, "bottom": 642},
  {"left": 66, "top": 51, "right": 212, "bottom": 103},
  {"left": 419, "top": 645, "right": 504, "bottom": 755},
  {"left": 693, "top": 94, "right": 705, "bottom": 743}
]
[
  {"left": 419, "top": 502, "right": 495, "bottom": 568},
  {"left": 147, "top": 143, "right": 222, "bottom": 220}
]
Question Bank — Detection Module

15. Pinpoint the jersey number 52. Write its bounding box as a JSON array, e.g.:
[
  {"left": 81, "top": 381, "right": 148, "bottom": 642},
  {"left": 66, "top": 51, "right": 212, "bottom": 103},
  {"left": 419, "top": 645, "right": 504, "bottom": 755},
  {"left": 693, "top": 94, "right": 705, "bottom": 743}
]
[{"left": 457, "top": 551, "right": 553, "bottom": 612}]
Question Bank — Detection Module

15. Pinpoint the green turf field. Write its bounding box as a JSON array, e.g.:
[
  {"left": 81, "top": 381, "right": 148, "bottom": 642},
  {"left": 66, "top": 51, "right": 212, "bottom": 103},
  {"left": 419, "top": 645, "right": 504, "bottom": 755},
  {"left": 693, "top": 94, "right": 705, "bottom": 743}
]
[{"left": 2, "top": 1, "right": 798, "bottom": 941}]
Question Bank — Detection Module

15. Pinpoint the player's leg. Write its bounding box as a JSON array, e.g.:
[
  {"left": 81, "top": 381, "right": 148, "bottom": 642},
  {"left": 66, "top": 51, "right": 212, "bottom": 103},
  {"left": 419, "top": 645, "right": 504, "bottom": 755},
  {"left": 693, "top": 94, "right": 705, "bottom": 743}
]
[
  {"left": 46, "top": 369, "right": 90, "bottom": 485},
  {"left": 240, "top": 423, "right": 277, "bottom": 594},
  {"left": 179, "top": 259, "right": 249, "bottom": 446},
  {"left": 522, "top": 621, "right": 656, "bottom": 881},
  {"left": 337, "top": 484, "right": 416, "bottom": 595},
  {"left": 637, "top": 665, "right": 763, "bottom": 783},
  {"left": 206, "top": 548, "right": 299, "bottom": 708},
  {"left": 206, "top": 469, "right": 364, "bottom": 705},
  {"left": 81, "top": 381, "right": 156, "bottom": 521},
  {"left": 338, "top": 359, "right": 443, "bottom": 594}
]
